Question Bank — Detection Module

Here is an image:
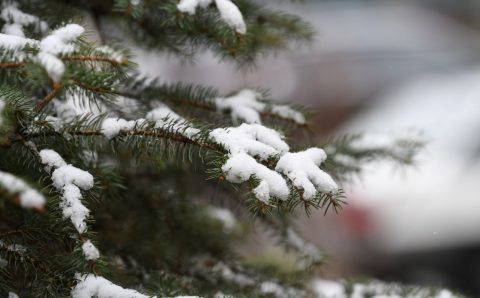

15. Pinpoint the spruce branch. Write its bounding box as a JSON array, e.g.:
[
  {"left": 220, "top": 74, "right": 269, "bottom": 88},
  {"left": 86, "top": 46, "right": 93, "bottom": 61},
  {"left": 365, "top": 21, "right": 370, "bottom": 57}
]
[
  {"left": 0, "top": 62, "right": 27, "bottom": 68},
  {"left": 61, "top": 55, "right": 128, "bottom": 66},
  {"left": 0, "top": 54, "right": 129, "bottom": 70}
]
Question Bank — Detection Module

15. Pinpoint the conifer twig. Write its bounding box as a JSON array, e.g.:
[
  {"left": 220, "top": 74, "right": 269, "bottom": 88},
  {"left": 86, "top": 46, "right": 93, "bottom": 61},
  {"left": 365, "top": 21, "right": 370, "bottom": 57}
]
[{"left": 36, "top": 82, "right": 62, "bottom": 111}]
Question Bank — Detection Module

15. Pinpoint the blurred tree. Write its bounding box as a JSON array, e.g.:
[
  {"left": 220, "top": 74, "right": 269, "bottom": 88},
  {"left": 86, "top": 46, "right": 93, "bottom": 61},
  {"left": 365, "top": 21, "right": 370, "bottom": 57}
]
[{"left": 0, "top": 0, "right": 457, "bottom": 297}]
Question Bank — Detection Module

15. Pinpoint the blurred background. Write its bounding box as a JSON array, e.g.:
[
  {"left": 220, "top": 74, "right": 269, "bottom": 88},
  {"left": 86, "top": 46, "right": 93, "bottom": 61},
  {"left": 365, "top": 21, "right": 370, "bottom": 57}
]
[{"left": 135, "top": 1, "right": 480, "bottom": 296}]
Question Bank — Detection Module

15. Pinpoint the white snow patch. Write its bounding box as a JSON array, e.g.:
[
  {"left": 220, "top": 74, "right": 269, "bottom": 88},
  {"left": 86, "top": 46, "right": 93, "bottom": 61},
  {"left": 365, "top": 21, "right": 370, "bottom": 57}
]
[
  {"left": 213, "top": 262, "right": 255, "bottom": 287},
  {"left": 270, "top": 105, "right": 306, "bottom": 125},
  {"left": 96, "top": 45, "right": 125, "bottom": 64},
  {"left": 222, "top": 153, "right": 289, "bottom": 202},
  {"left": 0, "top": 170, "right": 46, "bottom": 209},
  {"left": 259, "top": 281, "right": 304, "bottom": 298},
  {"left": 177, "top": 0, "right": 246, "bottom": 34},
  {"left": 311, "top": 279, "right": 345, "bottom": 298},
  {"left": 0, "top": 241, "right": 27, "bottom": 253},
  {"left": 214, "top": 89, "right": 306, "bottom": 124},
  {"left": 39, "top": 148, "right": 67, "bottom": 171},
  {"left": 146, "top": 104, "right": 200, "bottom": 138},
  {"left": 45, "top": 115, "right": 63, "bottom": 131},
  {"left": 3, "top": 23, "right": 23, "bottom": 37},
  {"left": 207, "top": 206, "right": 236, "bottom": 232},
  {"left": 61, "top": 184, "right": 90, "bottom": 233},
  {"left": 82, "top": 240, "right": 100, "bottom": 261},
  {"left": 71, "top": 273, "right": 151, "bottom": 298},
  {"left": 39, "top": 24, "right": 84, "bottom": 54},
  {"left": 1, "top": 3, "right": 48, "bottom": 37},
  {"left": 214, "top": 0, "right": 246, "bottom": 34},
  {"left": 215, "top": 89, "right": 265, "bottom": 124},
  {"left": 259, "top": 281, "right": 285, "bottom": 298},
  {"left": 177, "top": 0, "right": 211, "bottom": 14},
  {"left": 39, "top": 149, "right": 93, "bottom": 233},
  {"left": 36, "top": 24, "right": 85, "bottom": 81},
  {"left": 276, "top": 148, "right": 338, "bottom": 199},
  {"left": 53, "top": 90, "right": 105, "bottom": 122},
  {"left": 35, "top": 52, "right": 64, "bottom": 82},
  {"left": 210, "top": 123, "right": 289, "bottom": 160},
  {"left": 436, "top": 290, "right": 456, "bottom": 298},
  {"left": 101, "top": 117, "right": 145, "bottom": 139},
  {"left": 51, "top": 164, "right": 94, "bottom": 190},
  {"left": 0, "top": 32, "right": 37, "bottom": 50},
  {"left": 210, "top": 124, "right": 291, "bottom": 202},
  {"left": 308, "top": 279, "right": 461, "bottom": 298}
]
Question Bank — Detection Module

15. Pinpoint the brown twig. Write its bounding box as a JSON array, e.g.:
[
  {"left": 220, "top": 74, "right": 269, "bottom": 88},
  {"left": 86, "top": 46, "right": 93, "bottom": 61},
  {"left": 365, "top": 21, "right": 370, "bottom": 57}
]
[
  {"left": 0, "top": 54, "right": 127, "bottom": 70},
  {"left": 27, "top": 127, "right": 218, "bottom": 151},
  {"left": 36, "top": 82, "right": 62, "bottom": 111},
  {"left": 0, "top": 61, "right": 27, "bottom": 68},
  {"left": 62, "top": 55, "right": 127, "bottom": 66}
]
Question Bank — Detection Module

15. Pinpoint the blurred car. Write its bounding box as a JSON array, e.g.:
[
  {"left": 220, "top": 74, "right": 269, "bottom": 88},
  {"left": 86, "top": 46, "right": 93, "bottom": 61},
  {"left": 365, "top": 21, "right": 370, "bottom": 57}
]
[{"left": 339, "top": 68, "right": 480, "bottom": 295}]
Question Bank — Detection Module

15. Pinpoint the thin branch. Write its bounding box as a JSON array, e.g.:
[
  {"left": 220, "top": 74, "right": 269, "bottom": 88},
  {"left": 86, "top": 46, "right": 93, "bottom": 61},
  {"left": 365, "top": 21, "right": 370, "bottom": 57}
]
[
  {"left": 26, "top": 127, "right": 219, "bottom": 151},
  {"left": 73, "top": 81, "right": 115, "bottom": 94},
  {"left": 36, "top": 82, "right": 62, "bottom": 111},
  {"left": 0, "top": 54, "right": 127, "bottom": 70},
  {"left": 0, "top": 61, "right": 27, "bottom": 68},
  {"left": 62, "top": 55, "right": 127, "bottom": 66},
  {"left": 122, "top": 92, "right": 308, "bottom": 126}
]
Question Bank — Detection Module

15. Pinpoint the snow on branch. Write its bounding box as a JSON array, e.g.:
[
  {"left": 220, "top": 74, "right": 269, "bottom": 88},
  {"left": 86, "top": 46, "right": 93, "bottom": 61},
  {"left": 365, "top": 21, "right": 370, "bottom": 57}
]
[
  {"left": 260, "top": 281, "right": 305, "bottom": 298},
  {"left": 209, "top": 123, "right": 289, "bottom": 160},
  {"left": 210, "top": 124, "right": 290, "bottom": 201},
  {"left": 101, "top": 118, "right": 146, "bottom": 139},
  {"left": 1, "top": 3, "right": 48, "bottom": 37},
  {"left": 0, "top": 4, "right": 129, "bottom": 88},
  {"left": 81, "top": 240, "right": 100, "bottom": 261},
  {"left": 0, "top": 22, "right": 84, "bottom": 81},
  {"left": 38, "top": 149, "right": 101, "bottom": 261},
  {"left": 222, "top": 153, "right": 289, "bottom": 202},
  {"left": 36, "top": 24, "right": 85, "bottom": 82},
  {"left": 311, "top": 279, "right": 461, "bottom": 298},
  {"left": 207, "top": 206, "right": 237, "bottom": 232},
  {"left": 0, "top": 170, "right": 46, "bottom": 209},
  {"left": 177, "top": 0, "right": 246, "bottom": 34},
  {"left": 100, "top": 103, "right": 200, "bottom": 139},
  {"left": 269, "top": 105, "right": 306, "bottom": 125},
  {"left": 0, "top": 32, "right": 37, "bottom": 50},
  {"left": 214, "top": 89, "right": 306, "bottom": 125},
  {"left": 146, "top": 103, "right": 200, "bottom": 139},
  {"left": 71, "top": 273, "right": 152, "bottom": 298},
  {"left": 95, "top": 46, "right": 126, "bottom": 65},
  {"left": 39, "top": 149, "right": 93, "bottom": 233},
  {"left": 210, "top": 123, "right": 337, "bottom": 203},
  {"left": 276, "top": 148, "right": 338, "bottom": 199},
  {"left": 215, "top": 89, "right": 265, "bottom": 124}
]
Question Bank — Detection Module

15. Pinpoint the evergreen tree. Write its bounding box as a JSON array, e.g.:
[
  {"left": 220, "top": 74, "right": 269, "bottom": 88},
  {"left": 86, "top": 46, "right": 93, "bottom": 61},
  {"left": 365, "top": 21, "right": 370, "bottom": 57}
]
[{"left": 0, "top": 0, "right": 462, "bottom": 297}]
